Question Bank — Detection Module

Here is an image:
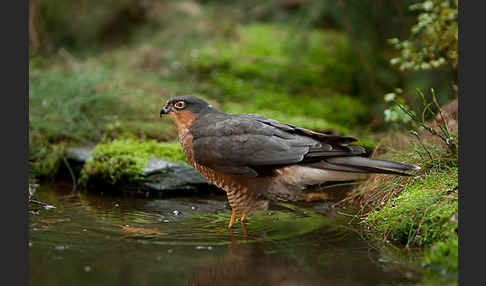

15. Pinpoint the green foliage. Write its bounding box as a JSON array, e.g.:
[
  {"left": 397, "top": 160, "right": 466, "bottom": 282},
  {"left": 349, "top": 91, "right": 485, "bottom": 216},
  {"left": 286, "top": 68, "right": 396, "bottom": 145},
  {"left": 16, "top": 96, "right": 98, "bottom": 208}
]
[
  {"left": 389, "top": 0, "right": 458, "bottom": 71},
  {"left": 190, "top": 24, "right": 370, "bottom": 131},
  {"left": 29, "top": 134, "right": 65, "bottom": 179},
  {"left": 422, "top": 235, "right": 458, "bottom": 283},
  {"left": 80, "top": 139, "right": 186, "bottom": 185},
  {"left": 219, "top": 92, "right": 369, "bottom": 132},
  {"left": 34, "top": 0, "right": 149, "bottom": 52},
  {"left": 383, "top": 1, "right": 458, "bottom": 131},
  {"left": 29, "top": 55, "right": 180, "bottom": 180},
  {"left": 365, "top": 167, "right": 458, "bottom": 247},
  {"left": 29, "top": 68, "right": 127, "bottom": 143},
  {"left": 408, "top": 89, "right": 457, "bottom": 156},
  {"left": 383, "top": 88, "right": 414, "bottom": 124},
  {"left": 385, "top": 88, "right": 458, "bottom": 159},
  {"left": 29, "top": 68, "right": 127, "bottom": 179},
  {"left": 193, "top": 24, "right": 358, "bottom": 93}
]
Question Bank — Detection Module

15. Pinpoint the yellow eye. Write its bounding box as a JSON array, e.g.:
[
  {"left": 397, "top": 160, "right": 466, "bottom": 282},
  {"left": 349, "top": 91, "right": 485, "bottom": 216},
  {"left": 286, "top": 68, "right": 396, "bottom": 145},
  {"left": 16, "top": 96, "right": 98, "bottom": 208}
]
[{"left": 174, "top": 101, "right": 185, "bottom": 109}]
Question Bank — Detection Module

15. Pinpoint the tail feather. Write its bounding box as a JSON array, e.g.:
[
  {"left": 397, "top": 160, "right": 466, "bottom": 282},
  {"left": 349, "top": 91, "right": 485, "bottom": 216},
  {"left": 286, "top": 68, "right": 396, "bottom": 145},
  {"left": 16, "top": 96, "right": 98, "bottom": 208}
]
[
  {"left": 267, "top": 156, "right": 420, "bottom": 202},
  {"left": 313, "top": 156, "right": 420, "bottom": 176}
]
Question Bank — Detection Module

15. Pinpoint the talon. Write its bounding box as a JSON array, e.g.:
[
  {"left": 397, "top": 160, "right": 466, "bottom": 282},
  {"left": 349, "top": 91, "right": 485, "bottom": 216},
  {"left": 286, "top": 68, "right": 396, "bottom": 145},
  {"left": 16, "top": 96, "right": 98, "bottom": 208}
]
[{"left": 240, "top": 213, "right": 247, "bottom": 223}]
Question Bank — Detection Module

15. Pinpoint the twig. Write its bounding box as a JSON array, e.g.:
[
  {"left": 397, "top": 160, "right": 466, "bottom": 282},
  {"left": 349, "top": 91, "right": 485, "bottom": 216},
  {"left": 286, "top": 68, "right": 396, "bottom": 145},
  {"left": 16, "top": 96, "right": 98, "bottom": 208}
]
[
  {"left": 62, "top": 157, "right": 77, "bottom": 192},
  {"left": 29, "top": 199, "right": 52, "bottom": 207}
]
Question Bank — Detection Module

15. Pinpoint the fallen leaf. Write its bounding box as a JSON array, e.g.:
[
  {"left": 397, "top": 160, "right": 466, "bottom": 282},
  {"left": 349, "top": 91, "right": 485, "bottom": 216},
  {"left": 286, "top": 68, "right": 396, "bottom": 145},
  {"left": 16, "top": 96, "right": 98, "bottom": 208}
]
[
  {"left": 40, "top": 218, "right": 71, "bottom": 224},
  {"left": 297, "top": 193, "right": 329, "bottom": 202},
  {"left": 34, "top": 225, "right": 53, "bottom": 231},
  {"left": 119, "top": 225, "right": 168, "bottom": 237}
]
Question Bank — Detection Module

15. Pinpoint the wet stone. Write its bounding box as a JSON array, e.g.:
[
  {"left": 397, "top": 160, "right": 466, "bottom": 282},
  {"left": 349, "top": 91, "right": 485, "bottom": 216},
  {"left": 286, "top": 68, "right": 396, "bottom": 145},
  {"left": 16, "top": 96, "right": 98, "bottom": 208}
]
[
  {"left": 66, "top": 147, "right": 94, "bottom": 162},
  {"left": 143, "top": 158, "right": 179, "bottom": 175},
  {"left": 144, "top": 163, "right": 211, "bottom": 193},
  {"left": 65, "top": 146, "right": 214, "bottom": 195}
]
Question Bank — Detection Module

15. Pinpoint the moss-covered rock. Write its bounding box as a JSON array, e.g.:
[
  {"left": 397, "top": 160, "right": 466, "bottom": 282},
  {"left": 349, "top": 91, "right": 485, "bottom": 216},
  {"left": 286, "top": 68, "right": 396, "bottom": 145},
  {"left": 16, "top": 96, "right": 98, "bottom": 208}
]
[{"left": 80, "top": 139, "right": 187, "bottom": 186}]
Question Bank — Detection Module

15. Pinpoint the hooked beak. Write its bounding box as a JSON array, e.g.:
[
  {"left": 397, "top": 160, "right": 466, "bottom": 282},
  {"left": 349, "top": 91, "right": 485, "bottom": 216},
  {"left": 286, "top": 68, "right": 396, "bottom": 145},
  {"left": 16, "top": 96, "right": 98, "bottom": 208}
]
[{"left": 160, "top": 104, "right": 171, "bottom": 117}]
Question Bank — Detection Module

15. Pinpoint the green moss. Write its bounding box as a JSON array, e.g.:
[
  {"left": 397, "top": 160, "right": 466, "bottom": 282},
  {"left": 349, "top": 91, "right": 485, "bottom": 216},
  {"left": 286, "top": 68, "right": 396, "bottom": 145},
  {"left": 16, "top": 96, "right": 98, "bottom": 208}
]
[
  {"left": 365, "top": 167, "right": 458, "bottom": 247},
  {"left": 29, "top": 135, "right": 66, "bottom": 179},
  {"left": 80, "top": 139, "right": 186, "bottom": 185},
  {"left": 421, "top": 235, "right": 458, "bottom": 284},
  {"left": 195, "top": 70, "right": 369, "bottom": 133},
  {"left": 193, "top": 24, "right": 357, "bottom": 92},
  {"left": 221, "top": 98, "right": 351, "bottom": 133},
  {"left": 189, "top": 24, "right": 370, "bottom": 132},
  {"left": 217, "top": 85, "right": 369, "bottom": 128}
]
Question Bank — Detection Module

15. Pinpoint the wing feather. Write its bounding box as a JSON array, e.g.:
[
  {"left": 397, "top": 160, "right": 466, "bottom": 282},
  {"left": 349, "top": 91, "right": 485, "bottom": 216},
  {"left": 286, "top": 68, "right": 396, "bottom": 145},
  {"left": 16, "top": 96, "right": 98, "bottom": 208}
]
[{"left": 191, "top": 113, "right": 366, "bottom": 176}]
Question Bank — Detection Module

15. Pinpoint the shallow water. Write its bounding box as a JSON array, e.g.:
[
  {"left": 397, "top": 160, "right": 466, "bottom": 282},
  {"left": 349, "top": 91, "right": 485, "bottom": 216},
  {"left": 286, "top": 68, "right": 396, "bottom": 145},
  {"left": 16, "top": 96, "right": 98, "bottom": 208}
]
[{"left": 29, "top": 183, "right": 416, "bottom": 286}]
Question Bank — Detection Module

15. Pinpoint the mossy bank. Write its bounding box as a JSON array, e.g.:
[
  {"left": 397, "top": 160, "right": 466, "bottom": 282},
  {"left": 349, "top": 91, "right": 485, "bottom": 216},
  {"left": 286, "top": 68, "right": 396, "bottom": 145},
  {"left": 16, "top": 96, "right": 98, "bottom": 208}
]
[
  {"left": 346, "top": 130, "right": 459, "bottom": 285},
  {"left": 79, "top": 139, "right": 187, "bottom": 187}
]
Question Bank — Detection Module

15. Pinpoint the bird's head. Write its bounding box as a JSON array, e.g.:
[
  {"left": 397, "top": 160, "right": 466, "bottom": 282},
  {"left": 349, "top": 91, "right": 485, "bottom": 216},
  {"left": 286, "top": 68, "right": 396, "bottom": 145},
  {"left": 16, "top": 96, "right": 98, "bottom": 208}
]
[
  {"left": 160, "top": 96, "right": 214, "bottom": 132},
  {"left": 160, "top": 96, "right": 212, "bottom": 116}
]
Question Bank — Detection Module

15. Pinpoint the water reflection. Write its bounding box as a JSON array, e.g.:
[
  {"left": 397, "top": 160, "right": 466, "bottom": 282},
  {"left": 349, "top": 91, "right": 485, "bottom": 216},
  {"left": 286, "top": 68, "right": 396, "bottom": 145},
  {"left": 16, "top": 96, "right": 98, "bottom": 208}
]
[
  {"left": 184, "top": 229, "right": 416, "bottom": 286},
  {"left": 29, "top": 183, "right": 417, "bottom": 286},
  {"left": 185, "top": 240, "right": 324, "bottom": 286}
]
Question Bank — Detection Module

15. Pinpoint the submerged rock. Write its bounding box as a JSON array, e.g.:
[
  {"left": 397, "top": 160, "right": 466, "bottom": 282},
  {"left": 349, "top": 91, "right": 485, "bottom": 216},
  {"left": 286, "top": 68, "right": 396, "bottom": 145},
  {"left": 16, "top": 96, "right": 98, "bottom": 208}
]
[{"left": 65, "top": 146, "right": 214, "bottom": 195}]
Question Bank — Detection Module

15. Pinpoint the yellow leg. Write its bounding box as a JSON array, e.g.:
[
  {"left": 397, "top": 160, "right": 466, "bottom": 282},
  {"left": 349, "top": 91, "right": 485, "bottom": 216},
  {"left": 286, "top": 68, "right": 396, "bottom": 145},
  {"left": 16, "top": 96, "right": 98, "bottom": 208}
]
[
  {"left": 228, "top": 211, "right": 236, "bottom": 229},
  {"left": 240, "top": 213, "right": 247, "bottom": 223}
]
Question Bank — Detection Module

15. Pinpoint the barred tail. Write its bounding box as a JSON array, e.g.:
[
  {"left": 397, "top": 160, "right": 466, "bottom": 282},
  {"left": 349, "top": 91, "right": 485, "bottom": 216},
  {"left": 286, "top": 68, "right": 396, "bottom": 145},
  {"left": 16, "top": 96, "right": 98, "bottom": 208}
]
[{"left": 311, "top": 156, "right": 421, "bottom": 176}]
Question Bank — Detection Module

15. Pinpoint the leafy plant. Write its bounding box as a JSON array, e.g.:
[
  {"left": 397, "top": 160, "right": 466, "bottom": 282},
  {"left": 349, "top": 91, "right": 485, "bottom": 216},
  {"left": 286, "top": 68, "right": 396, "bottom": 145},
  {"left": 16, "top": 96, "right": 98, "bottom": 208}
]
[
  {"left": 399, "top": 89, "right": 457, "bottom": 158},
  {"left": 383, "top": 88, "right": 414, "bottom": 124},
  {"left": 383, "top": 87, "right": 457, "bottom": 165},
  {"left": 389, "top": 0, "right": 458, "bottom": 71}
]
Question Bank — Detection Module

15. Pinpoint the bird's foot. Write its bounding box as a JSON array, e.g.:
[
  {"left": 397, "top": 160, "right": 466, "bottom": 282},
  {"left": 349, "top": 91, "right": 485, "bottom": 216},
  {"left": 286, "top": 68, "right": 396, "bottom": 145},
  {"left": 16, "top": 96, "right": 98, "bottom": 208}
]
[{"left": 240, "top": 213, "right": 247, "bottom": 223}]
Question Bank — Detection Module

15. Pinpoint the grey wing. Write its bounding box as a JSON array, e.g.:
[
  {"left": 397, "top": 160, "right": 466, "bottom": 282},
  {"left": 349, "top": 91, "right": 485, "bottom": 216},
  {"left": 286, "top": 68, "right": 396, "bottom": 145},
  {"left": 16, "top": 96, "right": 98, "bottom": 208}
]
[
  {"left": 191, "top": 115, "right": 366, "bottom": 176},
  {"left": 192, "top": 132, "right": 312, "bottom": 176},
  {"left": 245, "top": 114, "right": 358, "bottom": 144}
]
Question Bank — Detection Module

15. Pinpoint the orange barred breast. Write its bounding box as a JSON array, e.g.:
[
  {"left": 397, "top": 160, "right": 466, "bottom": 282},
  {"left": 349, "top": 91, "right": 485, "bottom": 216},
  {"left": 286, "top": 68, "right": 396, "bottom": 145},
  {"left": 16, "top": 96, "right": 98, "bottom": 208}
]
[{"left": 179, "top": 131, "right": 256, "bottom": 214}]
